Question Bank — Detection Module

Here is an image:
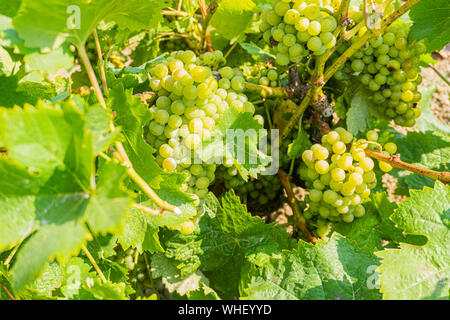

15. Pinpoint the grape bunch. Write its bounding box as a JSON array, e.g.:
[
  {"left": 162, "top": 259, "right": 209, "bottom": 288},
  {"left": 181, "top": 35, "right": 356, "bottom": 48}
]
[
  {"left": 338, "top": 23, "right": 426, "bottom": 127},
  {"left": 298, "top": 127, "right": 396, "bottom": 234},
  {"left": 114, "top": 248, "right": 154, "bottom": 297},
  {"left": 216, "top": 166, "right": 283, "bottom": 207},
  {"left": 197, "top": 50, "right": 226, "bottom": 69},
  {"left": 245, "top": 64, "right": 283, "bottom": 88},
  {"left": 260, "top": 0, "right": 338, "bottom": 66},
  {"left": 146, "top": 50, "right": 256, "bottom": 201}
]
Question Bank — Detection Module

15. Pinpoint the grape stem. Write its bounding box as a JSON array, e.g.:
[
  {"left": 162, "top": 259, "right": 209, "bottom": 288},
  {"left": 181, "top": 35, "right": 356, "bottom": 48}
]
[
  {"left": 200, "top": 1, "right": 218, "bottom": 52},
  {"left": 0, "top": 282, "right": 15, "bottom": 300},
  {"left": 77, "top": 43, "right": 180, "bottom": 214},
  {"left": 244, "top": 82, "right": 287, "bottom": 98},
  {"left": 428, "top": 64, "right": 450, "bottom": 87},
  {"left": 162, "top": 9, "right": 189, "bottom": 17},
  {"left": 82, "top": 245, "right": 107, "bottom": 284},
  {"left": 3, "top": 238, "right": 24, "bottom": 266},
  {"left": 364, "top": 149, "right": 450, "bottom": 184},
  {"left": 131, "top": 203, "right": 161, "bottom": 216},
  {"left": 278, "top": 170, "right": 318, "bottom": 244},
  {"left": 93, "top": 28, "right": 109, "bottom": 98}
]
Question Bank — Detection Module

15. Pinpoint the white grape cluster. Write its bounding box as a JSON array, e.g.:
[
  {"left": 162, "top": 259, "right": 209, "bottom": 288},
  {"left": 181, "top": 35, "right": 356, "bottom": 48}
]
[
  {"left": 336, "top": 23, "right": 426, "bottom": 127},
  {"left": 260, "top": 0, "right": 338, "bottom": 66},
  {"left": 298, "top": 127, "right": 396, "bottom": 228},
  {"left": 146, "top": 50, "right": 256, "bottom": 200}
]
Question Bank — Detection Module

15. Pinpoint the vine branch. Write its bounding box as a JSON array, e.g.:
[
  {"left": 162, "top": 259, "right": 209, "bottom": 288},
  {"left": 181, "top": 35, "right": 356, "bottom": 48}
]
[
  {"left": 93, "top": 29, "right": 109, "bottom": 98},
  {"left": 278, "top": 170, "right": 317, "bottom": 244},
  {"left": 364, "top": 149, "right": 450, "bottom": 184},
  {"left": 201, "top": 1, "right": 218, "bottom": 51},
  {"left": 76, "top": 43, "right": 180, "bottom": 214},
  {"left": 0, "top": 282, "right": 15, "bottom": 300},
  {"left": 82, "top": 245, "right": 107, "bottom": 284}
]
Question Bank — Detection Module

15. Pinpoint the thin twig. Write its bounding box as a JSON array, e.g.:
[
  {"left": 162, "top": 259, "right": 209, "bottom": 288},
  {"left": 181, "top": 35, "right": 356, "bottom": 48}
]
[
  {"left": 3, "top": 239, "right": 24, "bottom": 266},
  {"left": 244, "top": 82, "right": 287, "bottom": 98},
  {"left": 364, "top": 149, "right": 450, "bottom": 184},
  {"left": 82, "top": 245, "right": 107, "bottom": 284},
  {"left": 278, "top": 170, "right": 317, "bottom": 244},
  {"left": 131, "top": 203, "right": 161, "bottom": 216},
  {"left": 0, "top": 282, "right": 15, "bottom": 300},
  {"left": 428, "top": 64, "right": 450, "bottom": 86},
  {"left": 162, "top": 10, "right": 189, "bottom": 17},
  {"left": 93, "top": 29, "right": 109, "bottom": 98},
  {"left": 201, "top": 1, "right": 218, "bottom": 51},
  {"left": 224, "top": 42, "right": 238, "bottom": 59}
]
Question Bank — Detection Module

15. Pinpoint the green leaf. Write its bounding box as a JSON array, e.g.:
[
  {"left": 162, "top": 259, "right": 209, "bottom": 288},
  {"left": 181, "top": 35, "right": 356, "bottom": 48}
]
[
  {"left": 409, "top": 0, "right": 450, "bottom": 53},
  {"left": 60, "top": 257, "right": 93, "bottom": 299},
  {"left": 376, "top": 182, "right": 450, "bottom": 300},
  {"left": 11, "top": 222, "right": 89, "bottom": 294},
  {"left": 27, "top": 261, "right": 63, "bottom": 297},
  {"left": 211, "top": 0, "right": 256, "bottom": 41},
  {"left": 392, "top": 130, "right": 450, "bottom": 191},
  {"left": 13, "top": 0, "right": 168, "bottom": 49},
  {"left": 346, "top": 89, "right": 369, "bottom": 136},
  {"left": 0, "top": 101, "right": 130, "bottom": 293},
  {"left": 240, "top": 234, "right": 382, "bottom": 300},
  {"left": 151, "top": 253, "right": 220, "bottom": 300},
  {"left": 335, "top": 192, "right": 424, "bottom": 252},
  {"left": 0, "top": 0, "right": 22, "bottom": 17},
  {"left": 23, "top": 45, "right": 74, "bottom": 75},
  {"left": 288, "top": 116, "right": 312, "bottom": 159},
  {"left": 240, "top": 42, "right": 275, "bottom": 60},
  {"left": 82, "top": 278, "right": 128, "bottom": 300},
  {"left": 201, "top": 108, "right": 271, "bottom": 181},
  {"left": 86, "top": 162, "right": 132, "bottom": 234}
]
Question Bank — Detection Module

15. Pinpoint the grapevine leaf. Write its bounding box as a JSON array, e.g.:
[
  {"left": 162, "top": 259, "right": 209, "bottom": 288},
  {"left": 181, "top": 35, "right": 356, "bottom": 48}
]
[
  {"left": 86, "top": 161, "right": 132, "bottom": 234},
  {"left": 335, "top": 192, "right": 424, "bottom": 252},
  {"left": 0, "top": 0, "right": 21, "bottom": 17},
  {"left": 117, "top": 210, "right": 148, "bottom": 253},
  {"left": 409, "top": 0, "right": 450, "bottom": 53},
  {"left": 60, "top": 257, "right": 93, "bottom": 299},
  {"left": 82, "top": 278, "right": 128, "bottom": 300},
  {"left": 23, "top": 45, "right": 74, "bottom": 75},
  {"left": 27, "top": 261, "right": 63, "bottom": 297},
  {"left": 0, "top": 101, "right": 131, "bottom": 293},
  {"left": 10, "top": 222, "right": 89, "bottom": 294},
  {"left": 201, "top": 108, "right": 271, "bottom": 181},
  {"left": 13, "top": 0, "right": 168, "bottom": 49},
  {"left": 376, "top": 182, "right": 450, "bottom": 300},
  {"left": 392, "top": 130, "right": 450, "bottom": 192},
  {"left": 151, "top": 253, "right": 220, "bottom": 300},
  {"left": 288, "top": 116, "right": 312, "bottom": 159},
  {"left": 240, "top": 42, "right": 275, "bottom": 60},
  {"left": 346, "top": 89, "right": 369, "bottom": 136},
  {"left": 211, "top": 0, "right": 256, "bottom": 41},
  {"left": 240, "top": 234, "right": 382, "bottom": 300}
]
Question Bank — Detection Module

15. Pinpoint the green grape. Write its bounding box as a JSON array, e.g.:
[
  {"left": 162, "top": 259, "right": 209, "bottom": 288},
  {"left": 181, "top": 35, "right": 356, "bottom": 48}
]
[
  {"left": 307, "top": 21, "right": 321, "bottom": 36},
  {"left": 384, "top": 142, "right": 397, "bottom": 154},
  {"left": 307, "top": 36, "right": 322, "bottom": 51},
  {"left": 180, "top": 221, "right": 195, "bottom": 235}
]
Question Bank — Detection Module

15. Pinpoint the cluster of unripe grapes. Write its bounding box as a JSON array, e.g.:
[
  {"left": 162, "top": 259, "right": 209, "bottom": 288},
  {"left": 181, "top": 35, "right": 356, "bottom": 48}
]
[
  {"left": 114, "top": 248, "right": 155, "bottom": 298},
  {"left": 298, "top": 127, "right": 397, "bottom": 232},
  {"left": 260, "top": 0, "right": 338, "bottom": 66},
  {"left": 146, "top": 50, "right": 256, "bottom": 201},
  {"left": 246, "top": 64, "right": 283, "bottom": 88},
  {"left": 217, "top": 167, "right": 283, "bottom": 206},
  {"left": 336, "top": 23, "right": 426, "bottom": 127}
]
